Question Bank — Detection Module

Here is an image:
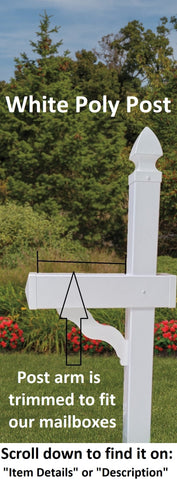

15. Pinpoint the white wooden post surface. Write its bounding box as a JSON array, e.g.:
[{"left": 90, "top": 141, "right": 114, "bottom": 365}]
[
  {"left": 25, "top": 127, "right": 176, "bottom": 443},
  {"left": 123, "top": 126, "right": 163, "bottom": 442}
]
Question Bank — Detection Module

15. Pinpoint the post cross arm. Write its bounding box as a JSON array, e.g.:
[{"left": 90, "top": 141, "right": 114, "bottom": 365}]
[{"left": 25, "top": 272, "right": 176, "bottom": 310}]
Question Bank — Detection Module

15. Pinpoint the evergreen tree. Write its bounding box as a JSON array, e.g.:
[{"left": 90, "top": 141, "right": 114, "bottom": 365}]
[{"left": 30, "top": 10, "right": 63, "bottom": 58}]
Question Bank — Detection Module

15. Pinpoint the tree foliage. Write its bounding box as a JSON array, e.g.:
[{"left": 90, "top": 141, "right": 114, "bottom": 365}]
[{"left": 0, "top": 12, "right": 177, "bottom": 255}]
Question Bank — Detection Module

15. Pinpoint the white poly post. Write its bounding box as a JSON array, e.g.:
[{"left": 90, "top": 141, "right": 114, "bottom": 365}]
[
  {"left": 25, "top": 127, "right": 176, "bottom": 443},
  {"left": 123, "top": 127, "right": 163, "bottom": 442}
]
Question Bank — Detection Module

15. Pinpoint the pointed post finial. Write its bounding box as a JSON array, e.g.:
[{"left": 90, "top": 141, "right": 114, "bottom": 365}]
[{"left": 129, "top": 127, "right": 163, "bottom": 174}]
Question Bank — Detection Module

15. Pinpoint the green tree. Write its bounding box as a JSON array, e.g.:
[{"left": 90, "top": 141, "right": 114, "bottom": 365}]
[
  {"left": 0, "top": 12, "right": 128, "bottom": 252},
  {"left": 96, "top": 18, "right": 174, "bottom": 86},
  {"left": 30, "top": 10, "right": 63, "bottom": 58}
]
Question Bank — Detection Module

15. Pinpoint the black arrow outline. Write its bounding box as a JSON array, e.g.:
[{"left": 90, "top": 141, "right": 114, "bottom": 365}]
[{"left": 59, "top": 272, "right": 88, "bottom": 366}]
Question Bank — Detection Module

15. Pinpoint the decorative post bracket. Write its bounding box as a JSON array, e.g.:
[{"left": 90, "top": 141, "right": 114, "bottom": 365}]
[{"left": 25, "top": 127, "right": 176, "bottom": 442}]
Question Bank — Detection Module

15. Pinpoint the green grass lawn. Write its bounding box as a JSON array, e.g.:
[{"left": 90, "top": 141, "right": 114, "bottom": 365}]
[{"left": 1, "top": 353, "right": 177, "bottom": 443}]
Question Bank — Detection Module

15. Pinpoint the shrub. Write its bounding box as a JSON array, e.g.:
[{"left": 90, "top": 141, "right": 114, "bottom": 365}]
[
  {"left": 0, "top": 284, "right": 26, "bottom": 317},
  {"left": 0, "top": 317, "right": 24, "bottom": 351},
  {"left": 0, "top": 201, "right": 86, "bottom": 268},
  {"left": 24, "top": 311, "right": 66, "bottom": 354},
  {"left": 0, "top": 285, "right": 66, "bottom": 354},
  {"left": 154, "top": 319, "right": 177, "bottom": 354}
]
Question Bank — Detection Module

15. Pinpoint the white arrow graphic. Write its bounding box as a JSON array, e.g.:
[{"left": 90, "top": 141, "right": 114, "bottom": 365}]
[{"left": 58, "top": 272, "right": 128, "bottom": 366}]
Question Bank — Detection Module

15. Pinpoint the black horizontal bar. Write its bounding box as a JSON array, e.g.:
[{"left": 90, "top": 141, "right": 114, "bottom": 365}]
[
  {"left": 36, "top": 251, "right": 126, "bottom": 273},
  {"left": 37, "top": 259, "right": 125, "bottom": 265}
]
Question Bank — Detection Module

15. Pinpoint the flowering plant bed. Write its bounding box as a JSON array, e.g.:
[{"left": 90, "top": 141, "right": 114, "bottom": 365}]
[
  {"left": 68, "top": 320, "right": 177, "bottom": 356},
  {"left": 1, "top": 314, "right": 177, "bottom": 356},
  {"left": 154, "top": 319, "right": 177, "bottom": 354},
  {"left": 0, "top": 317, "right": 24, "bottom": 351},
  {"left": 67, "top": 326, "right": 113, "bottom": 354}
]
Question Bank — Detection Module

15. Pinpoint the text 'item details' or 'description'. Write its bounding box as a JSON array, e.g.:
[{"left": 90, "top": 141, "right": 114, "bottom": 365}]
[{"left": 0, "top": 444, "right": 175, "bottom": 479}]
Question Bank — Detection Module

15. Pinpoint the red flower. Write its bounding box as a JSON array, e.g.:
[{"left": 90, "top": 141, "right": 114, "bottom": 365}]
[
  {"left": 97, "top": 346, "right": 104, "bottom": 352},
  {"left": 73, "top": 346, "right": 80, "bottom": 352},
  {"left": 6, "top": 320, "right": 13, "bottom": 327},
  {"left": 163, "top": 332, "right": 172, "bottom": 339},
  {"left": 170, "top": 327, "right": 176, "bottom": 332},
  {"left": 0, "top": 317, "right": 24, "bottom": 351},
  {"left": 18, "top": 329, "right": 23, "bottom": 336},
  {"left": 162, "top": 326, "right": 169, "bottom": 333},
  {"left": 11, "top": 333, "right": 18, "bottom": 341},
  {"left": 72, "top": 335, "right": 80, "bottom": 345},
  {"left": 71, "top": 327, "right": 77, "bottom": 333},
  {"left": 67, "top": 332, "right": 72, "bottom": 340},
  {"left": 13, "top": 323, "right": 19, "bottom": 330}
]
